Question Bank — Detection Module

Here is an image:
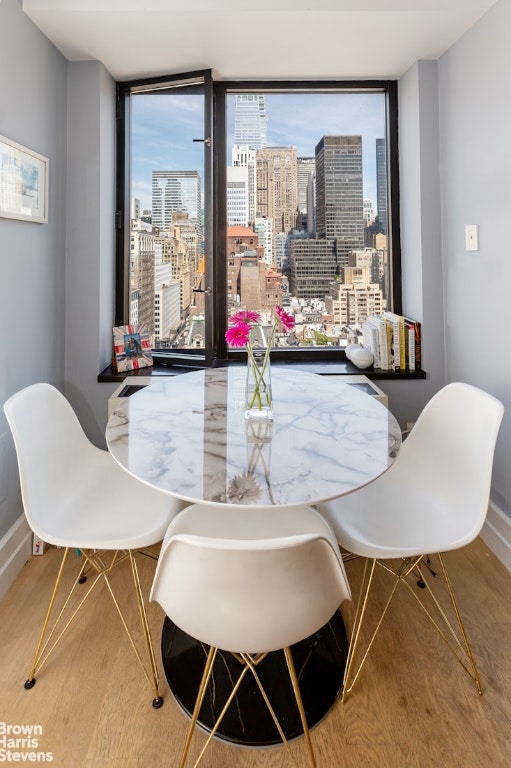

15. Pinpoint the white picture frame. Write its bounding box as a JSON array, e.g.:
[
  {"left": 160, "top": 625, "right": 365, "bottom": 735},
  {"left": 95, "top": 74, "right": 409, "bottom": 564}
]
[{"left": 0, "top": 134, "right": 49, "bottom": 223}]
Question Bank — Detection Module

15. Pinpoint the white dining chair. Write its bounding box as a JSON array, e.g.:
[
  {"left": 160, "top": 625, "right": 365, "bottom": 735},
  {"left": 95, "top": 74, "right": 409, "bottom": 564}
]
[
  {"left": 150, "top": 503, "right": 352, "bottom": 768},
  {"left": 3, "top": 382, "right": 185, "bottom": 707},
  {"left": 316, "top": 382, "right": 504, "bottom": 700}
]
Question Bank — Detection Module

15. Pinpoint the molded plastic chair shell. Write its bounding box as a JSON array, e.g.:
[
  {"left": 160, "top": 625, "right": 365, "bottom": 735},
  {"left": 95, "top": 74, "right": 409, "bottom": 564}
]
[
  {"left": 318, "top": 382, "right": 504, "bottom": 559},
  {"left": 151, "top": 503, "right": 351, "bottom": 654},
  {"left": 316, "top": 381, "right": 504, "bottom": 698},
  {"left": 3, "top": 382, "right": 185, "bottom": 705},
  {"left": 4, "top": 382, "right": 182, "bottom": 550},
  {"left": 151, "top": 503, "right": 351, "bottom": 767}
]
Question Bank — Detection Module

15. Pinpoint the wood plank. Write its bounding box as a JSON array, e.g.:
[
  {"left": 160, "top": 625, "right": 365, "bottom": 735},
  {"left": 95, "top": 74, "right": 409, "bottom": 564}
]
[{"left": 1, "top": 538, "right": 511, "bottom": 766}]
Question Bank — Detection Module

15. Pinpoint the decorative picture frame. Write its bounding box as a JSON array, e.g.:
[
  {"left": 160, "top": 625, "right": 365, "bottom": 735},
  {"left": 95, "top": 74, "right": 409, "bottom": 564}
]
[
  {"left": 113, "top": 323, "right": 153, "bottom": 373},
  {"left": 0, "top": 135, "right": 49, "bottom": 223}
]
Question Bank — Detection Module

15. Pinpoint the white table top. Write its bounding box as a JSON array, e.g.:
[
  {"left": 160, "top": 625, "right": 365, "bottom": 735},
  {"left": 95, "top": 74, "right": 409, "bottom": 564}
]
[{"left": 106, "top": 367, "right": 402, "bottom": 508}]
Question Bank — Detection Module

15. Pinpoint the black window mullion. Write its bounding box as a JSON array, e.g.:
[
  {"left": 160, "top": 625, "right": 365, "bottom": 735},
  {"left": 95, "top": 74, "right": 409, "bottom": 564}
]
[
  {"left": 213, "top": 84, "right": 227, "bottom": 361},
  {"left": 115, "top": 83, "right": 131, "bottom": 327},
  {"left": 386, "top": 81, "right": 402, "bottom": 315}
]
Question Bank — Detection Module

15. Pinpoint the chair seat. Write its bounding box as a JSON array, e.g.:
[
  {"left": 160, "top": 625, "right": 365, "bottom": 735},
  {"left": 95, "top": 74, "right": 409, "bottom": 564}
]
[
  {"left": 38, "top": 448, "right": 178, "bottom": 550},
  {"left": 318, "top": 465, "right": 483, "bottom": 559}
]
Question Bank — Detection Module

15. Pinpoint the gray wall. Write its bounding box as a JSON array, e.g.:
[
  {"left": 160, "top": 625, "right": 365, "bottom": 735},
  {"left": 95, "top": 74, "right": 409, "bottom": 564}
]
[
  {"left": 1, "top": 0, "right": 511, "bottom": 545},
  {"left": 0, "top": 0, "right": 68, "bottom": 536},
  {"left": 438, "top": 0, "right": 511, "bottom": 518},
  {"left": 382, "top": 60, "right": 446, "bottom": 428},
  {"left": 65, "top": 61, "right": 116, "bottom": 447}
]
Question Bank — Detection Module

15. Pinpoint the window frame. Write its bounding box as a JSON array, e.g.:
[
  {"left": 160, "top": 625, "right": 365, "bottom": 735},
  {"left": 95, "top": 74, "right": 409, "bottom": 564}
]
[{"left": 115, "top": 75, "right": 401, "bottom": 366}]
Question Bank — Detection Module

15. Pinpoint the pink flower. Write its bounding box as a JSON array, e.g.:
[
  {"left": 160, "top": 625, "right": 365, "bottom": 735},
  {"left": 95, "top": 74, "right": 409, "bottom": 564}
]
[
  {"left": 275, "top": 306, "right": 295, "bottom": 332},
  {"left": 230, "top": 310, "right": 261, "bottom": 325},
  {"left": 225, "top": 321, "right": 252, "bottom": 347}
]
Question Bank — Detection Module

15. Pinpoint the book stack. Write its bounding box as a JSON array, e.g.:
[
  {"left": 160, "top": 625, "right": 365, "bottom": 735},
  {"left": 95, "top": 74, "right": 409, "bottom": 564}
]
[{"left": 361, "top": 313, "right": 421, "bottom": 371}]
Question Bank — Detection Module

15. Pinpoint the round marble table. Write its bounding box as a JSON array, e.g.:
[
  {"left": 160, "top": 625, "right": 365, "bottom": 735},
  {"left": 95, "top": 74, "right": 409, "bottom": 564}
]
[
  {"left": 106, "top": 367, "right": 402, "bottom": 744},
  {"left": 106, "top": 367, "right": 402, "bottom": 509}
]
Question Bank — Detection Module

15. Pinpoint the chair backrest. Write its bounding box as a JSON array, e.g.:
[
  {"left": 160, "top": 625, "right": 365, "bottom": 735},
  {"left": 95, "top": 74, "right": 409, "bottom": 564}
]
[
  {"left": 3, "top": 383, "right": 101, "bottom": 538},
  {"left": 150, "top": 504, "right": 351, "bottom": 654},
  {"left": 396, "top": 382, "right": 504, "bottom": 547}
]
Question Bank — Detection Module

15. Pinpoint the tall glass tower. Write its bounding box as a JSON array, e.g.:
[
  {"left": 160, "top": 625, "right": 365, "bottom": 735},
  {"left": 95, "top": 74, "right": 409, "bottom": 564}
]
[
  {"left": 376, "top": 138, "right": 387, "bottom": 234},
  {"left": 234, "top": 94, "right": 268, "bottom": 150},
  {"left": 315, "top": 135, "right": 364, "bottom": 246},
  {"left": 151, "top": 170, "right": 201, "bottom": 231}
]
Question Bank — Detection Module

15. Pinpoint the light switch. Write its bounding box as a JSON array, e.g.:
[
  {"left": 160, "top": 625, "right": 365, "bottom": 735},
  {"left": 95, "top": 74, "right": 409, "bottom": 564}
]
[{"left": 465, "top": 224, "right": 479, "bottom": 251}]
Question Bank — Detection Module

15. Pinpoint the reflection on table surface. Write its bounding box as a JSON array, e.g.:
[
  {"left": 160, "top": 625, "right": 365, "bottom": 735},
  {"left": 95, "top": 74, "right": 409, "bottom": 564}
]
[{"left": 106, "top": 367, "right": 402, "bottom": 508}]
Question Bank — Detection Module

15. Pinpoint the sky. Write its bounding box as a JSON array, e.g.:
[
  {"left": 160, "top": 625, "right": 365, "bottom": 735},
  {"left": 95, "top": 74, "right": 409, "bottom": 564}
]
[{"left": 131, "top": 90, "right": 386, "bottom": 213}]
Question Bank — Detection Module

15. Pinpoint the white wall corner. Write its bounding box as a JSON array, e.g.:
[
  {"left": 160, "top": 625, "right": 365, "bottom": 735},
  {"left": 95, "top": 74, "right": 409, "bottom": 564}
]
[
  {"left": 481, "top": 501, "right": 511, "bottom": 573},
  {"left": 0, "top": 514, "right": 32, "bottom": 601}
]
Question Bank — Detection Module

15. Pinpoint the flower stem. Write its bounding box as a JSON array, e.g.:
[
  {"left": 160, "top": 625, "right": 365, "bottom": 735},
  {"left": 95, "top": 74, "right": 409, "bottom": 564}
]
[{"left": 247, "top": 325, "right": 275, "bottom": 410}]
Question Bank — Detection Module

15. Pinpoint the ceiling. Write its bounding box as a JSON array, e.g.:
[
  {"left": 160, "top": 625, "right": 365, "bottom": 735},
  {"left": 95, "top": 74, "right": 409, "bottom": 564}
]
[{"left": 22, "top": 0, "right": 497, "bottom": 82}]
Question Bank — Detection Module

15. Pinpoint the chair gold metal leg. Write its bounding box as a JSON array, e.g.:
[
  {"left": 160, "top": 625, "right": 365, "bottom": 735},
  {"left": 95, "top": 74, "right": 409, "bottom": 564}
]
[
  {"left": 343, "top": 558, "right": 382, "bottom": 699},
  {"left": 180, "top": 647, "right": 313, "bottom": 768},
  {"left": 24, "top": 548, "right": 106, "bottom": 687},
  {"left": 183, "top": 649, "right": 256, "bottom": 768},
  {"left": 179, "top": 645, "right": 218, "bottom": 768},
  {"left": 242, "top": 651, "right": 305, "bottom": 768},
  {"left": 24, "top": 547, "right": 70, "bottom": 687},
  {"left": 401, "top": 553, "right": 482, "bottom": 694},
  {"left": 129, "top": 550, "right": 162, "bottom": 706},
  {"left": 342, "top": 556, "right": 370, "bottom": 698},
  {"left": 102, "top": 550, "right": 163, "bottom": 707},
  {"left": 437, "top": 553, "right": 482, "bottom": 693},
  {"left": 343, "top": 556, "right": 422, "bottom": 700},
  {"left": 283, "top": 646, "right": 317, "bottom": 768},
  {"left": 344, "top": 552, "right": 482, "bottom": 700},
  {"left": 25, "top": 547, "right": 163, "bottom": 706}
]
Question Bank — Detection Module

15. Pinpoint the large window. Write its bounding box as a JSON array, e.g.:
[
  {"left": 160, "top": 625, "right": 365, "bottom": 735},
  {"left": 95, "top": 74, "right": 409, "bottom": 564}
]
[{"left": 116, "top": 72, "right": 400, "bottom": 365}]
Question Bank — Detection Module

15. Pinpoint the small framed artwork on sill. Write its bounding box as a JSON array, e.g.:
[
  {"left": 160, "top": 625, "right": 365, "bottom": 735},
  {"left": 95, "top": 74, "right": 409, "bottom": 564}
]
[
  {"left": 0, "top": 134, "right": 49, "bottom": 223},
  {"left": 113, "top": 323, "right": 153, "bottom": 373}
]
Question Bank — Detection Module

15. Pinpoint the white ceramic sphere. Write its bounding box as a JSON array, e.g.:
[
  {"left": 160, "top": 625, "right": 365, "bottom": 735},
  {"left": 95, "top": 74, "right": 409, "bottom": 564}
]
[
  {"left": 345, "top": 343, "right": 358, "bottom": 361},
  {"left": 349, "top": 345, "right": 374, "bottom": 369}
]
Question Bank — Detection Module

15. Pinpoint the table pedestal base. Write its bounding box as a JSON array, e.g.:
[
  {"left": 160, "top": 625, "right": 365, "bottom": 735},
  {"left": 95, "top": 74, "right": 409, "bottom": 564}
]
[{"left": 161, "top": 610, "right": 348, "bottom": 747}]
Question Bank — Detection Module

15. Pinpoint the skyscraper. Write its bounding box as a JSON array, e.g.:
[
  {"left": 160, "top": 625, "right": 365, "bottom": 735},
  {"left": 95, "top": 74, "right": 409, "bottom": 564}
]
[
  {"left": 376, "top": 138, "right": 387, "bottom": 234},
  {"left": 315, "top": 135, "right": 364, "bottom": 249},
  {"left": 256, "top": 146, "right": 298, "bottom": 263},
  {"left": 288, "top": 136, "right": 365, "bottom": 300},
  {"left": 234, "top": 94, "right": 267, "bottom": 150},
  {"left": 227, "top": 164, "right": 250, "bottom": 227},
  {"left": 297, "top": 156, "right": 316, "bottom": 232},
  {"left": 232, "top": 144, "right": 257, "bottom": 225},
  {"left": 151, "top": 170, "right": 201, "bottom": 232}
]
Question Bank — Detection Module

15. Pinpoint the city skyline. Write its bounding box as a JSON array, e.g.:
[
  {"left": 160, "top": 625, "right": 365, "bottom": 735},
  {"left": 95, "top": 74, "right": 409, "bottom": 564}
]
[{"left": 131, "top": 91, "right": 385, "bottom": 214}]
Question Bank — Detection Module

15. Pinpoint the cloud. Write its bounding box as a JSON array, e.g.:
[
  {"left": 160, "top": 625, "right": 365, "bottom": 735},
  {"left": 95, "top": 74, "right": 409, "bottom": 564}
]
[{"left": 132, "top": 90, "right": 385, "bottom": 210}]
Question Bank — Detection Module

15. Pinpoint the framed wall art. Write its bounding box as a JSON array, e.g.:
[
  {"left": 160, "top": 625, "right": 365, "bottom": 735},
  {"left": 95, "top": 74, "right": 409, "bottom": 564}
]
[
  {"left": 113, "top": 323, "right": 153, "bottom": 373},
  {"left": 0, "top": 134, "right": 49, "bottom": 223}
]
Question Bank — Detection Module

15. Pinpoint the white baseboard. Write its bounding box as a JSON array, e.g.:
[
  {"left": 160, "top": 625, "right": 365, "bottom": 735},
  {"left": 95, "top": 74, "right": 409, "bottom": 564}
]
[
  {"left": 481, "top": 501, "right": 511, "bottom": 573},
  {"left": 0, "top": 514, "right": 32, "bottom": 601}
]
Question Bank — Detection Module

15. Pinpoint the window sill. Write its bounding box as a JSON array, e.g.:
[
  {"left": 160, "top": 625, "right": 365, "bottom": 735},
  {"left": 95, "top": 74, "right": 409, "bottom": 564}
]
[{"left": 98, "top": 359, "right": 426, "bottom": 384}]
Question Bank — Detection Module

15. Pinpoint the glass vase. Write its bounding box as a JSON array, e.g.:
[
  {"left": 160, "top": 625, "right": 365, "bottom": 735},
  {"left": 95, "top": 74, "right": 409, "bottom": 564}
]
[{"left": 245, "top": 349, "right": 273, "bottom": 420}]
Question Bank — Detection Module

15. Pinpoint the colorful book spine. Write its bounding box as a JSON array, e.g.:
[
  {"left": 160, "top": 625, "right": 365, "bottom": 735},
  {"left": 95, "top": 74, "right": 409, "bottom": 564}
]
[
  {"left": 382, "top": 311, "right": 405, "bottom": 370},
  {"left": 370, "top": 315, "right": 391, "bottom": 370},
  {"left": 362, "top": 318, "right": 381, "bottom": 368},
  {"left": 403, "top": 317, "right": 421, "bottom": 371}
]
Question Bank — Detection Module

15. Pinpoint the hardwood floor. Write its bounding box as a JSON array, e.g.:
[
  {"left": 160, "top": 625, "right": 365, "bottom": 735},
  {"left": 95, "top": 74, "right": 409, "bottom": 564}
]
[{"left": 1, "top": 538, "right": 511, "bottom": 767}]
